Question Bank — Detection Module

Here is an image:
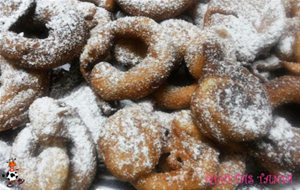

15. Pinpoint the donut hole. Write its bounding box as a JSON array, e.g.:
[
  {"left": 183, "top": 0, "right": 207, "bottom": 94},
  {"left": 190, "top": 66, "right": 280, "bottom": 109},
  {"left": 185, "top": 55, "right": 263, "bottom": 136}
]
[
  {"left": 9, "top": 5, "right": 49, "bottom": 39},
  {"left": 113, "top": 36, "right": 148, "bottom": 70},
  {"left": 167, "top": 64, "right": 196, "bottom": 86},
  {"left": 176, "top": 157, "right": 183, "bottom": 163},
  {"left": 274, "top": 103, "right": 300, "bottom": 127},
  {"left": 155, "top": 153, "right": 171, "bottom": 172}
]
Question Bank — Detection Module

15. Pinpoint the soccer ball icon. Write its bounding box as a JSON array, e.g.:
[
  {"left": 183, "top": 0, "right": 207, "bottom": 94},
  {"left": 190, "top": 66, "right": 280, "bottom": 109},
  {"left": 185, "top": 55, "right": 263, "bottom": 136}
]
[{"left": 5, "top": 170, "right": 18, "bottom": 182}]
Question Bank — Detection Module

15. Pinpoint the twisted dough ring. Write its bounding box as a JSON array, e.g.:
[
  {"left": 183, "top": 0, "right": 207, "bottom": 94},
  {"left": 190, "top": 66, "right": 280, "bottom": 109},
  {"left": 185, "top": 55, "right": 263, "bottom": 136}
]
[
  {"left": 134, "top": 110, "right": 219, "bottom": 190},
  {"left": 191, "top": 61, "right": 272, "bottom": 144},
  {"left": 80, "top": 17, "right": 176, "bottom": 101},
  {"left": 99, "top": 104, "right": 162, "bottom": 181},
  {"left": 115, "top": 0, "right": 193, "bottom": 21},
  {"left": 0, "top": 0, "right": 35, "bottom": 31},
  {"left": 264, "top": 76, "right": 300, "bottom": 108},
  {"left": 153, "top": 19, "right": 207, "bottom": 110},
  {"left": 27, "top": 97, "right": 97, "bottom": 190},
  {"left": 0, "top": 56, "right": 48, "bottom": 132},
  {"left": 12, "top": 127, "right": 70, "bottom": 190},
  {"left": 0, "top": 0, "right": 89, "bottom": 69}
]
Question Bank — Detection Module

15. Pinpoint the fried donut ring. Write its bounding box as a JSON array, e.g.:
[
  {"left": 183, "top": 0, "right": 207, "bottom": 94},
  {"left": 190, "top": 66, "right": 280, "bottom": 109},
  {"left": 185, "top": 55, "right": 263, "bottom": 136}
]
[
  {"left": 133, "top": 111, "right": 219, "bottom": 190},
  {"left": 152, "top": 19, "right": 204, "bottom": 110},
  {"left": 154, "top": 84, "right": 198, "bottom": 110},
  {"left": 191, "top": 62, "right": 272, "bottom": 144},
  {"left": 12, "top": 126, "right": 70, "bottom": 190},
  {"left": 99, "top": 104, "right": 162, "bottom": 181},
  {"left": 264, "top": 76, "right": 300, "bottom": 108},
  {"left": 0, "top": 0, "right": 89, "bottom": 69},
  {"left": 28, "top": 97, "right": 97, "bottom": 190},
  {"left": 80, "top": 0, "right": 115, "bottom": 11},
  {"left": 282, "top": 61, "right": 300, "bottom": 75},
  {"left": 253, "top": 116, "right": 300, "bottom": 172},
  {"left": 115, "top": 0, "right": 193, "bottom": 21},
  {"left": 0, "top": 0, "right": 35, "bottom": 31},
  {"left": 0, "top": 56, "right": 48, "bottom": 131},
  {"left": 80, "top": 17, "right": 176, "bottom": 101}
]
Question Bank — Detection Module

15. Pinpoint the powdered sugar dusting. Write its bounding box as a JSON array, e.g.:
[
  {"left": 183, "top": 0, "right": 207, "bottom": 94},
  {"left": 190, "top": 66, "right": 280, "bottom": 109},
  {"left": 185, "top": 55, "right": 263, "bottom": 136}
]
[
  {"left": 0, "top": 0, "right": 34, "bottom": 31},
  {"left": 206, "top": 0, "right": 286, "bottom": 61},
  {"left": 0, "top": 56, "right": 47, "bottom": 131},
  {"left": 116, "top": 0, "right": 193, "bottom": 20},
  {"left": 61, "top": 84, "right": 112, "bottom": 146},
  {"left": 0, "top": 0, "right": 89, "bottom": 69},
  {"left": 27, "top": 97, "right": 97, "bottom": 189},
  {"left": 255, "top": 116, "right": 300, "bottom": 172},
  {"left": 99, "top": 104, "right": 162, "bottom": 181}
]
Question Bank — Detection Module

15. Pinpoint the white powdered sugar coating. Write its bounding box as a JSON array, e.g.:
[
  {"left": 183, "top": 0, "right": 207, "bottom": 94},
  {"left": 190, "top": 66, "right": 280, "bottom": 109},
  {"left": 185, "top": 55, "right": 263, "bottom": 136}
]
[
  {"left": 136, "top": 109, "right": 219, "bottom": 189},
  {"left": 116, "top": 0, "right": 192, "bottom": 20},
  {"left": 27, "top": 97, "right": 97, "bottom": 189},
  {"left": 0, "top": 56, "right": 46, "bottom": 131},
  {"left": 192, "top": 62, "right": 273, "bottom": 143},
  {"left": 84, "top": 17, "right": 177, "bottom": 100},
  {"left": 99, "top": 104, "right": 162, "bottom": 180},
  {"left": 0, "top": 141, "right": 11, "bottom": 171},
  {"left": 113, "top": 37, "right": 146, "bottom": 67},
  {"left": 61, "top": 84, "right": 112, "bottom": 146},
  {"left": 206, "top": 0, "right": 286, "bottom": 62},
  {"left": 255, "top": 117, "right": 300, "bottom": 172},
  {"left": 192, "top": 1, "right": 209, "bottom": 28},
  {"left": 276, "top": 17, "right": 300, "bottom": 59},
  {"left": 0, "top": 0, "right": 34, "bottom": 31},
  {"left": 252, "top": 55, "right": 282, "bottom": 81},
  {"left": 11, "top": 126, "right": 70, "bottom": 190},
  {"left": 269, "top": 117, "right": 295, "bottom": 140},
  {"left": 0, "top": 0, "right": 88, "bottom": 69},
  {"left": 161, "top": 19, "right": 204, "bottom": 56}
]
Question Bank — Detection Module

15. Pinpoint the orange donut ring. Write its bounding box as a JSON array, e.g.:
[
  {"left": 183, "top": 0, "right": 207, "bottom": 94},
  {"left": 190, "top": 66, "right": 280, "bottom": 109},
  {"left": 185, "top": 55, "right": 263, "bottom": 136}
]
[
  {"left": 0, "top": 0, "right": 89, "bottom": 69},
  {"left": 115, "top": 0, "right": 193, "bottom": 21},
  {"left": 191, "top": 62, "right": 272, "bottom": 144},
  {"left": 264, "top": 76, "right": 300, "bottom": 108},
  {"left": 80, "top": 17, "right": 177, "bottom": 101},
  {"left": 0, "top": 56, "right": 48, "bottom": 131},
  {"left": 133, "top": 110, "right": 219, "bottom": 190}
]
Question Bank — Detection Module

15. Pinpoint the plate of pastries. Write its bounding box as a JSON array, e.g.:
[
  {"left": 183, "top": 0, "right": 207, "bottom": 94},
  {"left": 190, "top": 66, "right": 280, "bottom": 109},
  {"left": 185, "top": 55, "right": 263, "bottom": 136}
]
[{"left": 0, "top": 0, "right": 300, "bottom": 189}]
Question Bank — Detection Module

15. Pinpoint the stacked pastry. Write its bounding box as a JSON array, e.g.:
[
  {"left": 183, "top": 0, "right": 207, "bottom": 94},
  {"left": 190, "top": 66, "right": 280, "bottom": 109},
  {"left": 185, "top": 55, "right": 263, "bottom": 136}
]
[{"left": 0, "top": 0, "right": 299, "bottom": 189}]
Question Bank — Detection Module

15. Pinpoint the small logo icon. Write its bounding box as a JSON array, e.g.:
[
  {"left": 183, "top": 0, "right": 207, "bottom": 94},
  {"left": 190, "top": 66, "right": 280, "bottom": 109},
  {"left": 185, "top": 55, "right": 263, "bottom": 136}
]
[{"left": 1, "top": 158, "right": 25, "bottom": 188}]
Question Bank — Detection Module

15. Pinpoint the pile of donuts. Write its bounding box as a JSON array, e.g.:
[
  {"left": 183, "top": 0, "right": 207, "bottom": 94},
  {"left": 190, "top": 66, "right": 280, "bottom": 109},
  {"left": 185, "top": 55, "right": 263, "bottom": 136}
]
[{"left": 0, "top": 0, "right": 300, "bottom": 189}]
